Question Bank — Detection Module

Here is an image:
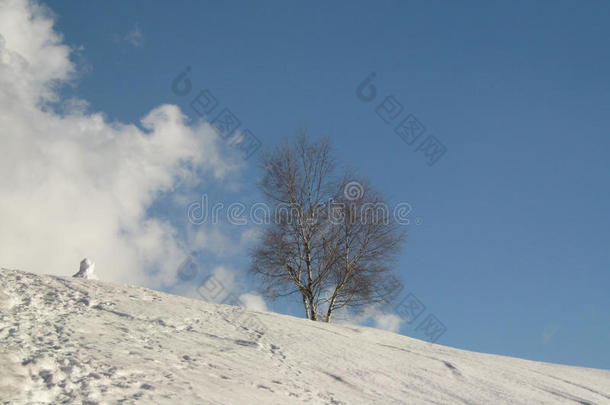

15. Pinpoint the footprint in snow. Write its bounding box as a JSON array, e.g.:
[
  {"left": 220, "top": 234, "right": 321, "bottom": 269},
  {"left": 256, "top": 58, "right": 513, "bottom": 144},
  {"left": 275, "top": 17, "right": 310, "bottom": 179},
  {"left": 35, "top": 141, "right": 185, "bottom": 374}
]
[{"left": 234, "top": 339, "right": 259, "bottom": 347}]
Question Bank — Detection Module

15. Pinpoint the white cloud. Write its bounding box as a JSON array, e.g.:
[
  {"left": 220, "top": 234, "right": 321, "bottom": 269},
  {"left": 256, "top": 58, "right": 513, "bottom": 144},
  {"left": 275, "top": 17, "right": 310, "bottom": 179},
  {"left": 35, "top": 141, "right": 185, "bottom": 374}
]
[
  {"left": 373, "top": 313, "right": 403, "bottom": 333},
  {"left": 169, "top": 265, "right": 237, "bottom": 301},
  {"left": 209, "top": 265, "right": 237, "bottom": 293},
  {"left": 332, "top": 303, "right": 404, "bottom": 334},
  {"left": 187, "top": 226, "right": 240, "bottom": 258},
  {"left": 0, "top": 0, "right": 239, "bottom": 289},
  {"left": 240, "top": 227, "right": 262, "bottom": 244},
  {"left": 238, "top": 293, "right": 268, "bottom": 312},
  {"left": 124, "top": 23, "right": 143, "bottom": 48}
]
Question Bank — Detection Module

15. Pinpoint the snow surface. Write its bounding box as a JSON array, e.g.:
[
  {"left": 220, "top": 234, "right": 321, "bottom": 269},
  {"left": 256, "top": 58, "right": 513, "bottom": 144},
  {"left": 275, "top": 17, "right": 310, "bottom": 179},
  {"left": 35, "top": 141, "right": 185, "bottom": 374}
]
[{"left": 0, "top": 269, "right": 608, "bottom": 405}]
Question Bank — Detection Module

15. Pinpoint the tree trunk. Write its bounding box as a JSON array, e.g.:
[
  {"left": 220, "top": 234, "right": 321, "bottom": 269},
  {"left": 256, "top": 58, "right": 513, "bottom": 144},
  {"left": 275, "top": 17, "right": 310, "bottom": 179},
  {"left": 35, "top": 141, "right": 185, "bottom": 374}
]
[
  {"left": 302, "top": 294, "right": 310, "bottom": 319},
  {"left": 309, "top": 297, "right": 318, "bottom": 320},
  {"left": 326, "top": 295, "right": 337, "bottom": 322}
]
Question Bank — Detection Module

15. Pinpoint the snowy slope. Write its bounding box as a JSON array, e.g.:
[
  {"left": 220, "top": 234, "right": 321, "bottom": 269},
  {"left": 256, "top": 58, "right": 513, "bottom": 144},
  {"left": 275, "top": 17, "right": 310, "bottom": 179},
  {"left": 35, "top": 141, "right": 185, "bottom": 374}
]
[{"left": 0, "top": 269, "right": 608, "bottom": 405}]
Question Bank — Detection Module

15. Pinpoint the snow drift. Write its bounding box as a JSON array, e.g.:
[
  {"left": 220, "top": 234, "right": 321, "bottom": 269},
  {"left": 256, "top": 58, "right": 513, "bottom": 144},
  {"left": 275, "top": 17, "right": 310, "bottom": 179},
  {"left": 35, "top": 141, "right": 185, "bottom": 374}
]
[{"left": 0, "top": 268, "right": 608, "bottom": 404}]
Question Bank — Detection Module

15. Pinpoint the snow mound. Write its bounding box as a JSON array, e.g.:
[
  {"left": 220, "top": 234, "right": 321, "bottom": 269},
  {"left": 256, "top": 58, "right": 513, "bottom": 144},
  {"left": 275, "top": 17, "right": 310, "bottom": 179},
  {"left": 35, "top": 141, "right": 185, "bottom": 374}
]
[
  {"left": 71, "top": 258, "right": 96, "bottom": 280},
  {"left": 0, "top": 268, "right": 608, "bottom": 405}
]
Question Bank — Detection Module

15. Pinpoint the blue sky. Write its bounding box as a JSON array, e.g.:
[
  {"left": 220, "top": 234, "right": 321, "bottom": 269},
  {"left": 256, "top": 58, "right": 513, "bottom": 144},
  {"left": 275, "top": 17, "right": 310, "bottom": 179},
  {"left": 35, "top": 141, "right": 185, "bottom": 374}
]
[{"left": 27, "top": 1, "right": 610, "bottom": 368}]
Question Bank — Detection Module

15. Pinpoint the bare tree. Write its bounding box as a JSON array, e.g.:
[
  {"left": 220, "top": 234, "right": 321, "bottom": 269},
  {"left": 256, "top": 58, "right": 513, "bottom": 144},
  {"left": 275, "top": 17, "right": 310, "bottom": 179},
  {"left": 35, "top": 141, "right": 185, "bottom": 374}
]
[
  {"left": 251, "top": 132, "right": 335, "bottom": 320},
  {"left": 250, "top": 132, "right": 405, "bottom": 322},
  {"left": 322, "top": 176, "right": 405, "bottom": 322}
]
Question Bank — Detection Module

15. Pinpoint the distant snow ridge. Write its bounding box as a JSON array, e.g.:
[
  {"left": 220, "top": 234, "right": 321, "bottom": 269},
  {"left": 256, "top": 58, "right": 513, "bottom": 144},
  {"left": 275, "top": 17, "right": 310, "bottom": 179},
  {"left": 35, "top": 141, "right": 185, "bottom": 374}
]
[{"left": 72, "top": 258, "right": 96, "bottom": 279}]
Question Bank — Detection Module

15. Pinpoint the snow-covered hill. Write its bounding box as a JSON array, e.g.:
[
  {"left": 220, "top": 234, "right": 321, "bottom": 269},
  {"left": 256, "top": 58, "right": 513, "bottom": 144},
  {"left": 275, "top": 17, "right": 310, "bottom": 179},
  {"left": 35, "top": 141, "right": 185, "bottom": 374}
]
[{"left": 0, "top": 269, "right": 608, "bottom": 405}]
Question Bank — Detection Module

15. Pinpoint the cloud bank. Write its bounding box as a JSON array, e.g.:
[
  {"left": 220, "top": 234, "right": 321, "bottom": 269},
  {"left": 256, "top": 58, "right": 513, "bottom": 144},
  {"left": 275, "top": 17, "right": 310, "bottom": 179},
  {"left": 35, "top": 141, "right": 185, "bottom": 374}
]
[{"left": 0, "top": 0, "right": 236, "bottom": 288}]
